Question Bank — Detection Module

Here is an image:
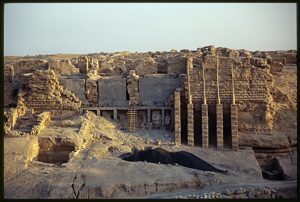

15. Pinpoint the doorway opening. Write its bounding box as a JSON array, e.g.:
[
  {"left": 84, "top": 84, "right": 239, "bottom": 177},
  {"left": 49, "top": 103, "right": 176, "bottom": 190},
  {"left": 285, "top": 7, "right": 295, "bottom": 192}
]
[
  {"left": 223, "top": 105, "right": 232, "bottom": 149},
  {"left": 208, "top": 105, "right": 217, "bottom": 148}
]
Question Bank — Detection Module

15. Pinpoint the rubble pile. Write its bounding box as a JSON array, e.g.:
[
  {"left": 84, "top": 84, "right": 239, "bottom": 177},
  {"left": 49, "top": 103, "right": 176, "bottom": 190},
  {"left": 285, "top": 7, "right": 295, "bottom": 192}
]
[{"left": 19, "top": 70, "right": 81, "bottom": 114}]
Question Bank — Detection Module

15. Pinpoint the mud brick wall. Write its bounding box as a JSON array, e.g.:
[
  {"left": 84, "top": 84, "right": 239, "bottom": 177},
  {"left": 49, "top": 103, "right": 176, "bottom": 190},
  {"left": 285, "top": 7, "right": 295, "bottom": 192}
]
[
  {"left": 231, "top": 104, "right": 238, "bottom": 150},
  {"left": 201, "top": 104, "right": 209, "bottom": 148},
  {"left": 216, "top": 104, "right": 223, "bottom": 149},
  {"left": 85, "top": 79, "right": 99, "bottom": 106},
  {"left": 139, "top": 75, "right": 184, "bottom": 106},
  {"left": 185, "top": 57, "right": 269, "bottom": 104},
  {"left": 174, "top": 90, "right": 181, "bottom": 145},
  {"left": 19, "top": 70, "right": 81, "bottom": 114},
  {"left": 4, "top": 64, "right": 17, "bottom": 107},
  {"left": 12, "top": 60, "right": 49, "bottom": 80},
  {"left": 127, "top": 70, "right": 140, "bottom": 105},
  {"left": 59, "top": 77, "right": 89, "bottom": 106},
  {"left": 49, "top": 60, "right": 79, "bottom": 75},
  {"left": 183, "top": 56, "right": 271, "bottom": 135},
  {"left": 187, "top": 104, "right": 194, "bottom": 146},
  {"left": 98, "top": 77, "right": 127, "bottom": 107}
]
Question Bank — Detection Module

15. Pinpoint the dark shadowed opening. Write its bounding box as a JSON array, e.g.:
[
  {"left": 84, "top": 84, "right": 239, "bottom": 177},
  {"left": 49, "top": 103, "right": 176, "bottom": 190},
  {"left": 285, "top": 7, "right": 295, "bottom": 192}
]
[
  {"left": 194, "top": 108, "right": 202, "bottom": 146},
  {"left": 223, "top": 105, "right": 232, "bottom": 149},
  {"left": 180, "top": 101, "right": 188, "bottom": 145},
  {"left": 208, "top": 105, "right": 217, "bottom": 148}
]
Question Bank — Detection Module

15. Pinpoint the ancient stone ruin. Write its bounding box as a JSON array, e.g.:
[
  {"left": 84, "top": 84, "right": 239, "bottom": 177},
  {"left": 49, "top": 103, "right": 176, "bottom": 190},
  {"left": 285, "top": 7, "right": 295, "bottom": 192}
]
[
  {"left": 3, "top": 46, "right": 297, "bottom": 199},
  {"left": 4, "top": 46, "right": 297, "bottom": 151}
]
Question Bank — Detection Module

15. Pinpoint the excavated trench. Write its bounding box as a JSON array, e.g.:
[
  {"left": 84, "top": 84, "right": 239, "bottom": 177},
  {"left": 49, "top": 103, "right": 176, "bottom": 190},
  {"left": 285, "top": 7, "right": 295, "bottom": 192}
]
[
  {"left": 120, "top": 147, "right": 228, "bottom": 174},
  {"left": 36, "top": 137, "right": 75, "bottom": 165},
  {"left": 253, "top": 147, "right": 291, "bottom": 181}
]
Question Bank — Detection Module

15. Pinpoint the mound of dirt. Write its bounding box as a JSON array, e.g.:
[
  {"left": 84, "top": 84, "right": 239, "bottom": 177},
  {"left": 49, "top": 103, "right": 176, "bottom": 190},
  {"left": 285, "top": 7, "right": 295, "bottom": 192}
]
[{"left": 121, "top": 147, "right": 228, "bottom": 174}]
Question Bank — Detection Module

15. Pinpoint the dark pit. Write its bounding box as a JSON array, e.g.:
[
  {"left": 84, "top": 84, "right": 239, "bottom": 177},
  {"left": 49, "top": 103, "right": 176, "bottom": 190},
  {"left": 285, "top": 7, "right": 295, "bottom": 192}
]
[
  {"left": 257, "top": 156, "right": 287, "bottom": 180},
  {"left": 37, "top": 137, "right": 75, "bottom": 165},
  {"left": 254, "top": 148, "right": 289, "bottom": 181},
  {"left": 120, "top": 147, "right": 228, "bottom": 174}
]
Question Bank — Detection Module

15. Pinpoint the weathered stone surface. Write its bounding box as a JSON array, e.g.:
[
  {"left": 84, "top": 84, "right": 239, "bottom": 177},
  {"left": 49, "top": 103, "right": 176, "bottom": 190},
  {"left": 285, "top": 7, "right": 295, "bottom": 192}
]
[
  {"left": 18, "top": 70, "right": 82, "bottom": 115},
  {"left": 59, "top": 77, "right": 89, "bottom": 106},
  {"left": 49, "top": 59, "right": 79, "bottom": 75},
  {"left": 98, "top": 77, "right": 127, "bottom": 107},
  {"left": 30, "top": 112, "right": 52, "bottom": 136}
]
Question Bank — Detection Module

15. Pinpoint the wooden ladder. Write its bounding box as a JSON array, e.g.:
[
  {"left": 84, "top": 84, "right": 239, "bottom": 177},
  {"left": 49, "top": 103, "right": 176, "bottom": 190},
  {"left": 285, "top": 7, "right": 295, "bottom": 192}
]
[{"left": 127, "top": 103, "right": 138, "bottom": 134}]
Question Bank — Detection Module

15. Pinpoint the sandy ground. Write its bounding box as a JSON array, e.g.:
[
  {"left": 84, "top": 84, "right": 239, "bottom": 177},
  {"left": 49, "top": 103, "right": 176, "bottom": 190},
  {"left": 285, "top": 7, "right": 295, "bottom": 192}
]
[{"left": 4, "top": 111, "right": 297, "bottom": 199}]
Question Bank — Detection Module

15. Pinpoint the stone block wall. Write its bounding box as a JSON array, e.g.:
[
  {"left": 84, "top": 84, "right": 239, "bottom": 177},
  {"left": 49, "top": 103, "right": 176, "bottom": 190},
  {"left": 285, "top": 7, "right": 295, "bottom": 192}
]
[
  {"left": 12, "top": 60, "right": 49, "bottom": 81},
  {"left": 216, "top": 104, "right": 223, "bottom": 149},
  {"left": 127, "top": 70, "right": 140, "bottom": 105},
  {"left": 85, "top": 79, "right": 99, "bottom": 106},
  {"left": 231, "top": 104, "right": 238, "bottom": 150},
  {"left": 49, "top": 60, "right": 79, "bottom": 75},
  {"left": 174, "top": 90, "right": 181, "bottom": 145},
  {"left": 4, "top": 64, "right": 17, "bottom": 107},
  {"left": 19, "top": 70, "right": 81, "bottom": 115},
  {"left": 139, "top": 74, "right": 184, "bottom": 106},
  {"left": 185, "top": 57, "right": 269, "bottom": 105},
  {"left": 187, "top": 104, "right": 194, "bottom": 146},
  {"left": 202, "top": 104, "right": 209, "bottom": 148},
  {"left": 59, "top": 77, "right": 89, "bottom": 106},
  {"left": 98, "top": 77, "right": 127, "bottom": 107}
]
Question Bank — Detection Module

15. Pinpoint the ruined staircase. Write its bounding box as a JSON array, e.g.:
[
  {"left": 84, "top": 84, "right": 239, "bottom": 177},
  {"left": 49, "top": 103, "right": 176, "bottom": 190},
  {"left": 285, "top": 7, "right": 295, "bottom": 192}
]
[
  {"left": 127, "top": 103, "right": 138, "bottom": 134},
  {"left": 14, "top": 114, "right": 38, "bottom": 133}
]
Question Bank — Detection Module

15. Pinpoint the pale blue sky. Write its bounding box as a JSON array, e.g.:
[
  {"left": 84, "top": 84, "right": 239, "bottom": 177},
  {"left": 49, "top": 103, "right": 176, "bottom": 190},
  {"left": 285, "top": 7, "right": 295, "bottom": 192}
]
[{"left": 4, "top": 3, "right": 297, "bottom": 56}]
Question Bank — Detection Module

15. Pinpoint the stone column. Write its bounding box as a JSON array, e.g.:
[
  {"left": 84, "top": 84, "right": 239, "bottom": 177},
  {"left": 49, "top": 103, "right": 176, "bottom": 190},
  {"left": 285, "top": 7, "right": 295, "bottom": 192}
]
[
  {"left": 187, "top": 103, "right": 194, "bottom": 146},
  {"left": 231, "top": 63, "right": 238, "bottom": 150},
  {"left": 146, "top": 108, "right": 152, "bottom": 130},
  {"left": 216, "top": 104, "right": 223, "bottom": 149},
  {"left": 201, "top": 60, "right": 209, "bottom": 148},
  {"left": 174, "top": 90, "right": 181, "bottom": 145},
  {"left": 202, "top": 104, "right": 209, "bottom": 148},
  {"left": 231, "top": 104, "right": 238, "bottom": 151},
  {"left": 216, "top": 56, "right": 221, "bottom": 105},
  {"left": 96, "top": 108, "right": 100, "bottom": 116},
  {"left": 113, "top": 108, "right": 118, "bottom": 120},
  {"left": 186, "top": 57, "right": 193, "bottom": 104}
]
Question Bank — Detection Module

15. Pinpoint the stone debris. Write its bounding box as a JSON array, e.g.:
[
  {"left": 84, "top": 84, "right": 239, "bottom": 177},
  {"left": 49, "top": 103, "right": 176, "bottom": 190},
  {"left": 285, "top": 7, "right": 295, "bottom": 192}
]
[
  {"left": 174, "top": 186, "right": 282, "bottom": 199},
  {"left": 3, "top": 46, "right": 297, "bottom": 199}
]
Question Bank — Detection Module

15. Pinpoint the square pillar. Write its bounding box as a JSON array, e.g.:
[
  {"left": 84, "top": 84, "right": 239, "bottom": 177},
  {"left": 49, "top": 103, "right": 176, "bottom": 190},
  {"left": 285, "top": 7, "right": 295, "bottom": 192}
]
[
  {"left": 216, "top": 104, "right": 223, "bottom": 149},
  {"left": 96, "top": 109, "right": 100, "bottom": 116},
  {"left": 174, "top": 91, "right": 181, "bottom": 145},
  {"left": 113, "top": 109, "right": 118, "bottom": 120},
  {"left": 187, "top": 104, "right": 194, "bottom": 146},
  {"left": 231, "top": 104, "right": 238, "bottom": 151},
  {"left": 202, "top": 104, "right": 209, "bottom": 148}
]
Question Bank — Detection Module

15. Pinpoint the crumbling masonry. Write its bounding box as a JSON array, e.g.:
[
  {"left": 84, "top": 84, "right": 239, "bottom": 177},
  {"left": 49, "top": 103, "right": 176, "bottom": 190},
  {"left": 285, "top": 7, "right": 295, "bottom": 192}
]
[{"left": 4, "top": 46, "right": 297, "bottom": 150}]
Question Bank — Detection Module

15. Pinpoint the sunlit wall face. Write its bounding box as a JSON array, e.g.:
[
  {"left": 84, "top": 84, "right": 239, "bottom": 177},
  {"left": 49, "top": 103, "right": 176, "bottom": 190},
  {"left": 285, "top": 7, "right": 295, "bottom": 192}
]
[{"left": 4, "top": 3, "right": 297, "bottom": 56}]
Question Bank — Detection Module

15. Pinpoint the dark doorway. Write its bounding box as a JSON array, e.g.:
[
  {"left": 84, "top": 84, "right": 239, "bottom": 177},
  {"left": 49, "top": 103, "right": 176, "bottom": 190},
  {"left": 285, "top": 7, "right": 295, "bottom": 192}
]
[
  {"left": 180, "top": 99, "right": 188, "bottom": 145},
  {"left": 126, "top": 83, "right": 129, "bottom": 100},
  {"left": 223, "top": 105, "right": 232, "bottom": 149},
  {"left": 208, "top": 105, "right": 217, "bottom": 148},
  {"left": 194, "top": 108, "right": 202, "bottom": 146}
]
